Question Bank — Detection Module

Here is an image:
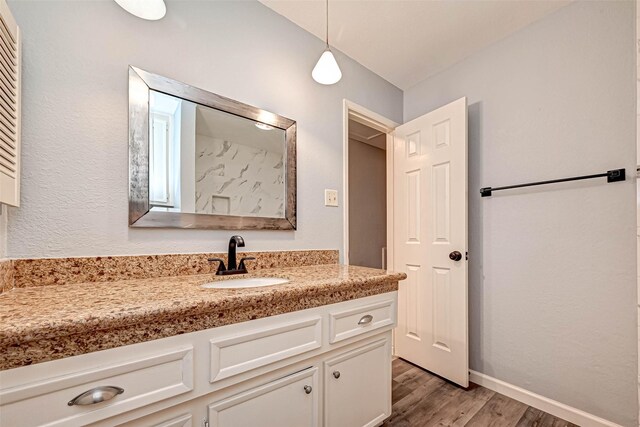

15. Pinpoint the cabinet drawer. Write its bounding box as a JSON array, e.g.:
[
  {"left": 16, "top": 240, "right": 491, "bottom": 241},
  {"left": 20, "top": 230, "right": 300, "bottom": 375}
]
[
  {"left": 0, "top": 347, "right": 193, "bottom": 427},
  {"left": 329, "top": 299, "right": 396, "bottom": 344},
  {"left": 210, "top": 317, "right": 322, "bottom": 383},
  {"left": 208, "top": 367, "right": 319, "bottom": 427}
]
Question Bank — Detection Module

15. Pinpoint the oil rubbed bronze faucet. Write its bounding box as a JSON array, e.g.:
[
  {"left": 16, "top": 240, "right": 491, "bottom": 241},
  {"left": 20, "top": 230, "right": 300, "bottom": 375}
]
[{"left": 208, "top": 235, "right": 256, "bottom": 276}]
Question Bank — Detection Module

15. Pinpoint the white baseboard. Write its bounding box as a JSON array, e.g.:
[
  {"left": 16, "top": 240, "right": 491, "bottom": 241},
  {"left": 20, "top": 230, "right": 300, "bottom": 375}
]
[{"left": 469, "top": 370, "right": 623, "bottom": 427}]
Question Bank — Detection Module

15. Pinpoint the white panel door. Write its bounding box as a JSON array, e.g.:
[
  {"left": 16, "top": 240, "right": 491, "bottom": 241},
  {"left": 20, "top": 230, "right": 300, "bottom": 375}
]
[{"left": 393, "top": 97, "right": 468, "bottom": 387}]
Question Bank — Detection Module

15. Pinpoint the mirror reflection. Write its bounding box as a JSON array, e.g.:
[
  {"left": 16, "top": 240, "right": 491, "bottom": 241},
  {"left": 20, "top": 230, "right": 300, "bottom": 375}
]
[{"left": 148, "top": 91, "right": 287, "bottom": 218}]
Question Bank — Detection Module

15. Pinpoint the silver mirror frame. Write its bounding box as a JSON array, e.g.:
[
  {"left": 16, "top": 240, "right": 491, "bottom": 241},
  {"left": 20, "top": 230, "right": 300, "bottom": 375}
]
[{"left": 128, "top": 66, "right": 297, "bottom": 230}]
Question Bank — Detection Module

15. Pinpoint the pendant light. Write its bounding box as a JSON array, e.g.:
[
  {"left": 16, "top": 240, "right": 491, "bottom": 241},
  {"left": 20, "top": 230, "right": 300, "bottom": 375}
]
[
  {"left": 312, "top": 0, "right": 342, "bottom": 85},
  {"left": 114, "top": 0, "right": 166, "bottom": 21}
]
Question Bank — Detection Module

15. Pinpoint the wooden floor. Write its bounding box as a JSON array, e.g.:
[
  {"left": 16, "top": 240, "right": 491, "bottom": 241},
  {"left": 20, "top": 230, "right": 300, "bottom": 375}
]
[{"left": 383, "top": 359, "right": 578, "bottom": 427}]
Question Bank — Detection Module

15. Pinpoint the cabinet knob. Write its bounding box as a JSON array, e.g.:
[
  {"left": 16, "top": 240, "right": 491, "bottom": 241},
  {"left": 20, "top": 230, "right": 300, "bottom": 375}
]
[
  {"left": 303, "top": 385, "right": 312, "bottom": 394},
  {"left": 67, "top": 385, "right": 124, "bottom": 406},
  {"left": 333, "top": 371, "right": 341, "bottom": 379}
]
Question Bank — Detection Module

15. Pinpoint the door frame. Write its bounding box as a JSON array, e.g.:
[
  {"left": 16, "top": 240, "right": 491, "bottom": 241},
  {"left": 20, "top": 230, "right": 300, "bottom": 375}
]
[{"left": 342, "top": 99, "right": 399, "bottom": 267}]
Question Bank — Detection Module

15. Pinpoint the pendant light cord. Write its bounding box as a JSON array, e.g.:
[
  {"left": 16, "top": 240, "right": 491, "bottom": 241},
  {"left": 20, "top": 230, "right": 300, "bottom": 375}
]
[{"left": 325, "top": 0, "right": 329, "bottom": 47}]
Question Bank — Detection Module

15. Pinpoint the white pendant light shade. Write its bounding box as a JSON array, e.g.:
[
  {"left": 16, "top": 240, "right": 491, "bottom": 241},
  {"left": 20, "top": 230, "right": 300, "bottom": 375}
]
[
  {"left": 114, "top": 0, "right": 166, "bottom": 20},
  {"left": 312, "top": 48, "right": 342, "bottom": 85},
  {"left": 312, "top": 0, "right": 342, "bottom": 85}
]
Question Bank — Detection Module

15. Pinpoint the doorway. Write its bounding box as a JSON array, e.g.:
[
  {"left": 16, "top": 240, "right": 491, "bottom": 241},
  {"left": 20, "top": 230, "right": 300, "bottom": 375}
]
[
  {"left": 342, "top": 100, "right": 398, "bottom": 268},
  {"left": 348, "top": 120, "right": 387, "bottom": 268}
]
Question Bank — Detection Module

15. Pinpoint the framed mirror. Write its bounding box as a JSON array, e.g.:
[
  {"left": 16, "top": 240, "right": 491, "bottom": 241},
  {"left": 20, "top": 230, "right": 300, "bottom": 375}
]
[{"left": 128, "top": 67, "right": 297, "bottom": 230}]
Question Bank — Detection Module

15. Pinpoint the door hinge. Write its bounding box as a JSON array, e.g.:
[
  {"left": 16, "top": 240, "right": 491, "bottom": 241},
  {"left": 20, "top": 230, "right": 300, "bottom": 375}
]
[
  {"left": 465, "top": 251, "right": 468, "bottom": 261},
  {"left": 203, "top": 420, "right": 209, "bottom": 427}
]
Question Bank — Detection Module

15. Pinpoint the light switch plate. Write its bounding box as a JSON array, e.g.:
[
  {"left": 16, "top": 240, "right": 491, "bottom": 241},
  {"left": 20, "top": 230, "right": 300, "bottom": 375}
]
[{"left": 325, "top": 189, "right": 338, "bottom": 207}]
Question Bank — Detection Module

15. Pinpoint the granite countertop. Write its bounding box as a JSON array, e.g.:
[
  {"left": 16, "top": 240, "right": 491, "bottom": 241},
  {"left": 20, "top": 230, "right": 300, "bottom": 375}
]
[{"left": 0, "top": 264, "right": 405, "bottom": 370}]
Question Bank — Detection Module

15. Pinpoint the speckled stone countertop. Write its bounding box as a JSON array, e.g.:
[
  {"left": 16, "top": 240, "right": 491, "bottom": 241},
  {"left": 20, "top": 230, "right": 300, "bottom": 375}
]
[{"left": 0, "top": 264, "right": 405, "bottom": 371}]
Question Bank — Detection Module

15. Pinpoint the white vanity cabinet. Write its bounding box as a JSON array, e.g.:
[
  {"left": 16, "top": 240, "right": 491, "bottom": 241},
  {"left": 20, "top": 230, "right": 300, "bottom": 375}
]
[{"left": 0, "top": 292, "right": 397, "bottom": 427}]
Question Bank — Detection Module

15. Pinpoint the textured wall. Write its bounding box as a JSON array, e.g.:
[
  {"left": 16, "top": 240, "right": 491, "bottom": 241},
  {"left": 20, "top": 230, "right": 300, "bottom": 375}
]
[
  {"left": 195, "top": 136, "right": 284, "bottom": 217},
  {"left": 5, "top": 0, "right": 402, "bottom": 258},
  {"left": 405, "top": 2, "right": 637, "bottom": 425},
  {"left": 0, "top": 205, "right": 6, "bottom": 258}
]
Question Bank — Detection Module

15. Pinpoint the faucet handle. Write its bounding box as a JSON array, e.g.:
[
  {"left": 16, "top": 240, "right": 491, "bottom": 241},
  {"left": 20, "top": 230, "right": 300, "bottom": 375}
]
[
  {"left": 208, "top": 258, "right": 227, "bottom": 274},
  {"left": 238, "top": 257, "right": 256, "bottom": 271}
]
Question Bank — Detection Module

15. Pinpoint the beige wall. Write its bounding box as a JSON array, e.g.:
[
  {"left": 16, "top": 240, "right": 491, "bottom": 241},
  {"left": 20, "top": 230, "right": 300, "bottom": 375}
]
[{"left": 348, "top": 138, "right": 386, "bottom": 269}]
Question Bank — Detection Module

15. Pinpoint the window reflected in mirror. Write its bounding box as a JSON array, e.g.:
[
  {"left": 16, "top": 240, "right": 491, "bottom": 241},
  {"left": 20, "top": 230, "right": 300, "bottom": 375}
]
[{"left": 148, "top": 90, "right": 287, "bottom": 219}]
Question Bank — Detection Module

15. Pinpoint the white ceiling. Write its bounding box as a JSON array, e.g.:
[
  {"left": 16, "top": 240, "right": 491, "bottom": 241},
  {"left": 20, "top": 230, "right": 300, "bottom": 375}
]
[
  {"left": 349, "top": 119, "right": 386, "bottom": 150},
  {"left": 196, "top": 105, "right": 285, "bottom": 154},
  {"left": 259, "top": 0, "right": 570, "bottom": 89}
]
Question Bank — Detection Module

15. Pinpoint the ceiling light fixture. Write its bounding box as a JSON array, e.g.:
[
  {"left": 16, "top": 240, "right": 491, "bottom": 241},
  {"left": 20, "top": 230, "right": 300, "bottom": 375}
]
[
  {"left": 114, "top": 0, "right": 166, "bottom": 20},
  {"left": 312, "top": 0, "right": 342, "bottom": 85}
]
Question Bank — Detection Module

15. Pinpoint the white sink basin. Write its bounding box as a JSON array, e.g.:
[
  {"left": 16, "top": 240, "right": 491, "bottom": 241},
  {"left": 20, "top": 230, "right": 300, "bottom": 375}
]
[{"left": 201, "top": 277, "right": 289, "bottom": 289}]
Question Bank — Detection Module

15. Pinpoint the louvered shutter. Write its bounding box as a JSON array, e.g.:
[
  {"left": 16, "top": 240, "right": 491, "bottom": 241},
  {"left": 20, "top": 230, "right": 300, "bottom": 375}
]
[{"left": 0, "top": 0, "right": 19, "bottom": 207}]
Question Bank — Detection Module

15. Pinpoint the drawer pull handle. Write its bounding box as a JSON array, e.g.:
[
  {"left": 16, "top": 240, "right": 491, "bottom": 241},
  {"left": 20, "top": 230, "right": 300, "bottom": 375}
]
[
  {"left": 67, "top": 386, "right": 124, "bottom": 406},
  {"left": 333, "top": 371, "right": 341, "bottom": 379},
  {"left": 358, "top": 314, "right": 373, "bottom": 325},
  {"left": 303, "top": 385, "right": 313, "bottom": 394}
]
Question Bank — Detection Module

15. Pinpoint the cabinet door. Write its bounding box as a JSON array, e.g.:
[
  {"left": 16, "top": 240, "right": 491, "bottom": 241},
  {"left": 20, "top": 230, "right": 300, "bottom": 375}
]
[
  {"left": 207, "top": 367, "right": 319, "bottom": 427},
  {"left": 324, "top": 338, "right": 391, "bottom": 427}
]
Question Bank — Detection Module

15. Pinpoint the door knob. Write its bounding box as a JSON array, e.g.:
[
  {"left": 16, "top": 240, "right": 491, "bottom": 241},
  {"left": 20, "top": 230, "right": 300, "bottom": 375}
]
[
  {"left": 449, "top": 251, "right": 463, "bottom": 261},
  {"left": 303, "top": 385, "right": 312, "bottom": 394}
]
